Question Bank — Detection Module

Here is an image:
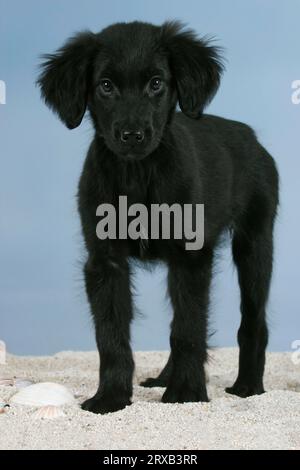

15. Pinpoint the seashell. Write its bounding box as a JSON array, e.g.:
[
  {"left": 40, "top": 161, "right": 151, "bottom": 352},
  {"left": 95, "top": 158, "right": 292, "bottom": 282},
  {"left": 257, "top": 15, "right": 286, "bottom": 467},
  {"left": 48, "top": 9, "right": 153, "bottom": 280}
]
[
  {"left": 0, "top": 399, "right": 9, "bottom": 414},
  {"left": 32, "top": 405, "right": 66, "bottom": 419},
  {"left": 0, "top": 341, "right": 6, "bottom": 365},
  {"left": 10, "top": 382, "right": 75, "bottom": 407}
]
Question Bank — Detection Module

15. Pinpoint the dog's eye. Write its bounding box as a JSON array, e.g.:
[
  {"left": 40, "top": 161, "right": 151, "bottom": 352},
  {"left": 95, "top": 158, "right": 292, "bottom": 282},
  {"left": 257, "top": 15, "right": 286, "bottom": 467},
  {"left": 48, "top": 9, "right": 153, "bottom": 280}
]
[
  {"left": 149, "top": 77, "right": 163, "bottom": 93},
  {"left": 99, "top": 79, "right": 114, "bottom": 94}
]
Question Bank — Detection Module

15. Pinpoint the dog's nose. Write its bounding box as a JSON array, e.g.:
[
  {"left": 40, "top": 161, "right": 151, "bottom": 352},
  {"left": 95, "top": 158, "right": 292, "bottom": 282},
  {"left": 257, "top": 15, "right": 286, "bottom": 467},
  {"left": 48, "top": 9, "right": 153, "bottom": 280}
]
[{"left": 120, "top": 130, "right": 145, "bottom": 144}]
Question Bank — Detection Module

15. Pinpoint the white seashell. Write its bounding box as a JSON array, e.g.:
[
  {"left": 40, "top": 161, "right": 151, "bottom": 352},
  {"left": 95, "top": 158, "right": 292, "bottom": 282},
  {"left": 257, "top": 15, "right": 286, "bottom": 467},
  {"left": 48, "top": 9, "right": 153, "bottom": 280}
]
[
  {"left": 0, "top": 341, "right": 6, "bottom": 365},
  {"left": 32, "top": 405, "right": 66, "bottom": 419},
  {"left": 10, "top": 382, "right": 75, "bottom": 407}
]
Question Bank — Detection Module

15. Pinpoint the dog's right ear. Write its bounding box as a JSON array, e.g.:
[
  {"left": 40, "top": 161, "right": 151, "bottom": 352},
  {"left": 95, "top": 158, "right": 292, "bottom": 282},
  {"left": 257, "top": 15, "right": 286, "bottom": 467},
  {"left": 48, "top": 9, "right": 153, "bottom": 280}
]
[{"left": 37, "top": 32, "right": 98, "bottom": 129}]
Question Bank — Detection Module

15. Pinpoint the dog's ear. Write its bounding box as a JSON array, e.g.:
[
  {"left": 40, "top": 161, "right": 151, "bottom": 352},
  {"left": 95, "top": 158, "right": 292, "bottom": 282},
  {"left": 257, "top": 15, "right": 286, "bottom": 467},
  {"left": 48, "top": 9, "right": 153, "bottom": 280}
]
[
  {"left": 37, "top": 32, "right": 98, "bottom": 129},
  {"left": 161, "top": 21, "right": 224, "bottom": 118}
]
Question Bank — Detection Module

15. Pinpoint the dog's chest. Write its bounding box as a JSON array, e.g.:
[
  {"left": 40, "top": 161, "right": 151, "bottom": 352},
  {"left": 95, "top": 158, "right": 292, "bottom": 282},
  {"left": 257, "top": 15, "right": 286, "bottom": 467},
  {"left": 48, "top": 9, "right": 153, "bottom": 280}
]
[
  {"left": 111, "top": 159, "right": 193, "bottom": 260},
  {"left": 114, "top": 159, "right": 156, "bottom": 204}
]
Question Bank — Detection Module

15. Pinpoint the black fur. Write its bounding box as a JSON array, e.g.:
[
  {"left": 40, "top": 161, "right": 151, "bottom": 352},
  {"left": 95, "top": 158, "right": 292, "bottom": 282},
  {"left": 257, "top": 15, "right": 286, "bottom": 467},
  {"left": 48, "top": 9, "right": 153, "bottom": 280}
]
[{"left": 38, "top": 21, "right": 279, "bottom": 414}]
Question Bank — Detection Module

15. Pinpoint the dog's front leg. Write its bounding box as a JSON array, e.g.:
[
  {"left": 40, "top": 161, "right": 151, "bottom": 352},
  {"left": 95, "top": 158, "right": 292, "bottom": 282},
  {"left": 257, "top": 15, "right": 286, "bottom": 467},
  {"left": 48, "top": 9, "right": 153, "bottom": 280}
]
[
  {"left": 162, "top": 252, "right": 213, "bottom": 404},
  {"left": 81, "top": 256, "right": 134, "bottom": 414}
]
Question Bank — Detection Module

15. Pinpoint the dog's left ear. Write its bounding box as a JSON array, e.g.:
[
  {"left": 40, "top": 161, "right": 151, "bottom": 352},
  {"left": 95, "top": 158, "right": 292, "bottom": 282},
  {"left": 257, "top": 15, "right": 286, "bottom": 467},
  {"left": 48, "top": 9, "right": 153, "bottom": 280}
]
[
  {"left": 37, "top": 31, "right": 98, "bottom": 129},
  {"left": 162, "top": 21, "right": 224, "bottom": 118}
]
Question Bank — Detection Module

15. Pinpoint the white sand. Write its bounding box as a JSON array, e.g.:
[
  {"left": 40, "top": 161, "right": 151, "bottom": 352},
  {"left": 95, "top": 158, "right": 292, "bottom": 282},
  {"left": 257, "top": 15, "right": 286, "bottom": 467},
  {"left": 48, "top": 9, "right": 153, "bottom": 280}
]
[{"left": 0, "top": 348, "right": 300, "bottom": 450}]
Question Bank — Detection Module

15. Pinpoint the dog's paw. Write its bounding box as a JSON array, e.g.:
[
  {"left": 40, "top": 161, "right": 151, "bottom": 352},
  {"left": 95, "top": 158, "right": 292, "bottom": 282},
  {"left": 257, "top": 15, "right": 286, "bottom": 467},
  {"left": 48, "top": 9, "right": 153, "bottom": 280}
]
[
  {"left": 140, "top": 376, "right": 168, "bottom": 388},
  {"left": 81, "top": 395, "right": 131, "bottom": 414},
  {"left": 162, "top": 384, "right": 209, "bottom": 404},
  {"left": 225, "top": 383, "right": 265, "bottom": 398}
]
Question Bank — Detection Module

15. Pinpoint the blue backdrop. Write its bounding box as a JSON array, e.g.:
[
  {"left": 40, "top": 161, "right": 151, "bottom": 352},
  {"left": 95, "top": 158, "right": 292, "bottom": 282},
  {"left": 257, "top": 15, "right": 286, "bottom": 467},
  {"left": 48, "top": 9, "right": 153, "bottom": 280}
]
[{"left": 1, "top": 0, "right": 299, "bottom": 354}]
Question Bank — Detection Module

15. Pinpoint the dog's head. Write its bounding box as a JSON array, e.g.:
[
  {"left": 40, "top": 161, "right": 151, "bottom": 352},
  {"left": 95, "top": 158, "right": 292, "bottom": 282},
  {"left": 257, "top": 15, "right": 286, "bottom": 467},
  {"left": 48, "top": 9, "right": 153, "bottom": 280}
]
[{"left": 38, "top": 21, "right": 224, "bottom": 160}]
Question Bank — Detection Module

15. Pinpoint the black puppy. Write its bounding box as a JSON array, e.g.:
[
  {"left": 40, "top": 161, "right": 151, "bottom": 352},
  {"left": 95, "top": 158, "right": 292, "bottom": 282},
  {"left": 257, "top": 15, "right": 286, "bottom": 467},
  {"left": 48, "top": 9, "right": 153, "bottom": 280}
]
[{"left": 38, "top": 21, "right": 279, "bottom": 414}]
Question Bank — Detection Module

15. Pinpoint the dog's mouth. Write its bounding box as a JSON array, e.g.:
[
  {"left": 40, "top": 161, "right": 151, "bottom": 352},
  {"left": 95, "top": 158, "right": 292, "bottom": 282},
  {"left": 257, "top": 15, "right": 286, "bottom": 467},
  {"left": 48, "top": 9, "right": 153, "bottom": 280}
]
[
  {"left": 117, "top": 149, "right": 149, "bottom": 161},
  {"left": 107, "top": 138, "right": 160, "bottom": 161}
]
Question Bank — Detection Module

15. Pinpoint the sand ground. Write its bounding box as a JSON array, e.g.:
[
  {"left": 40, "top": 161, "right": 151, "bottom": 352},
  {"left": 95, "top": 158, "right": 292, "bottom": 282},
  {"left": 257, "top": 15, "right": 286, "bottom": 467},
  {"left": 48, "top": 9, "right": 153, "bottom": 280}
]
[{"left": 0, "top": 348, "right": 300, "bottom": 450}]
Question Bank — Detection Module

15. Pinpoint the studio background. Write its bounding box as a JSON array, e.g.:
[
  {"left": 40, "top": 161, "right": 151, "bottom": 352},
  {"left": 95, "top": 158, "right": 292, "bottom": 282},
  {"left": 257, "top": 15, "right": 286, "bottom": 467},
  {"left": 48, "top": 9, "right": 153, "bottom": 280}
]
[{"left": 1, "top": 0, "right": 299, "bottom": 355}]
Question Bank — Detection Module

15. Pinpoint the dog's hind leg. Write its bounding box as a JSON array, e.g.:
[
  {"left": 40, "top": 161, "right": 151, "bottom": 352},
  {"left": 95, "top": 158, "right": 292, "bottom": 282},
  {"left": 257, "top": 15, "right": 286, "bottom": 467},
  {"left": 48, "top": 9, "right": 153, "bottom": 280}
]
[
  {"left": 226, "top": 219, "right": 274, "bottom": 397},
  {"left": 140, "top": 354, "right": 173, "bottom": 388}
]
